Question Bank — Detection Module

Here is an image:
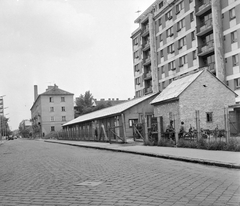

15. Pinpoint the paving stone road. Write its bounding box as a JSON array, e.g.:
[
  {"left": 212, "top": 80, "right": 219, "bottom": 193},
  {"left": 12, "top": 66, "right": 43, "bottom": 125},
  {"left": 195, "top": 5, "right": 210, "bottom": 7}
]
[{"left": 0, "top": 139, "right": 239, "bottom": 206}]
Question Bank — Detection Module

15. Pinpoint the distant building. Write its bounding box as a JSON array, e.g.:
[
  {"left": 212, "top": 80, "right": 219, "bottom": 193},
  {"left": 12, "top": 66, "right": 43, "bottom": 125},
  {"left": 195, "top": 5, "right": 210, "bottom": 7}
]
[
  {"left": 30, "top": 84, "right": 74, "bottom": 137},
  {"left": 19, "top": 119, "right": 31, "bottom": 130},
  {"left": 74, "top": 98, "right": 130, "bottom": 118}
]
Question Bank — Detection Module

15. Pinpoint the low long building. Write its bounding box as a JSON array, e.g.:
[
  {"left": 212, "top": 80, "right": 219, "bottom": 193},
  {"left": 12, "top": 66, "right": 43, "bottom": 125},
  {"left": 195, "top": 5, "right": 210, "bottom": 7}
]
[{"left": 62, "top": 93, "right": 157, "bottom": 142}]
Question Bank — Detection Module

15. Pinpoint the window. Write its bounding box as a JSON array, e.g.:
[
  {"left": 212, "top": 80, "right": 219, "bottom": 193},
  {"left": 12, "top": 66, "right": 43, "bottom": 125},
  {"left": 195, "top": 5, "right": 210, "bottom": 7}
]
[
  {"left": 162, "top": 81, "right": 166, "bottom": 89},
  {"left": 50, "top": 107, "right": 54, "bottom": 112},
  {"left": 159, "top": 1, "right": 163, "bottom": 9},
  {"left": 235, "top": 78, "right": 240, "bottom": 88},
  {"left": 62, "top": 116, "right": 66, "bottom": 121},
  {"left": 165, "top": 10, "right": 173, "bottom": 20},
  {"left": 159, "top": 34, "right": 163, "bottom": 42},
  {"left": 146, "top": 114, "right": 153, "bottom": 128},
  {"left": 134, "top": 50, "right": 139, "bottom": 59},
  {"left": 168, "top": 44, "right": 175, "bottom": 54},
  {"left": 135, "top": 77, "right": 140, "bottom": 85},
  {"left": 166, "top": 27, "right": 173, "bottom": 37},
  {"left": 177, "top": 18, "right": 185, "bottom": 31},
  {"left": 176, "top": 1, "right": 184, "bottom": 14},
  {"left": 230, "top": 8, "right": 236, "bottom": 20},
  {"left": 51, "top": 126, "right": 55, "bottom": 132},
  {"left": 133, "top": 37, "right": 138, "bottom": 45},
  {"left": 61, "top": 97, "right": 65, "bottom": 102},
  {"left": 50, "top": 116, "right": 54, "bottom": 122},
  {"left": 233, "top": 54, "right": 239, "bottom": 66},
  {"left": 178, "top": 37, "right": 186, "bottom": 49},
  {"left": 192, "top": 31, "right": 195, "bottom": 41},
  {"left": 206, "top": 112, "right": 213, "bottom": 123},
  {"left": 158, "top": 18, "right": 162, "bottom": 26},
  {"left": 231, "top": 31, "right": 237, "bottom": 43},
  {"left": 49, "top": 97, "right": 53, "bottom": 102},
  {"left": 129, "top": 119, "right": 137, "bottom": 128},
  {"left": 169, "top": 61, "right": 176, "bottom": 70},
  {"left": 135, "top": 64, "right": 140, "bottom": 72},
  {"left": 190, "top": 12, "right": 194, "bottom": 22},
  {"left": 62, "top": 106, "right": 65, "bottom": 112},
  {"left": 161, "top": 66, "right": 165, "bottom": 74},
  {"left": 193, "top": 50, "right": 197, "bottom": 60},
  {"left": 179, "top": 55, "right": 188, "bottom": 66},
  {"left": 160, "top": 50, "right": 164, "bottom": 58}
]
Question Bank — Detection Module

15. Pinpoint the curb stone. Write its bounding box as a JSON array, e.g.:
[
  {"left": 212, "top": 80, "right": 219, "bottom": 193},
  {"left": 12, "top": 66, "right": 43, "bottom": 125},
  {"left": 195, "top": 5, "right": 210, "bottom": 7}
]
[{"left": 45, "top": 140, "right": 240, "bottom": 169}]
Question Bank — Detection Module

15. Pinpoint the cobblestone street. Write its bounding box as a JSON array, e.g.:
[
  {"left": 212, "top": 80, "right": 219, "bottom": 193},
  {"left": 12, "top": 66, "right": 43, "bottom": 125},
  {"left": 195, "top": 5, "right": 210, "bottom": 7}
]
[{"left": 0, "top": 139, "right": 239, "bottom": 206}]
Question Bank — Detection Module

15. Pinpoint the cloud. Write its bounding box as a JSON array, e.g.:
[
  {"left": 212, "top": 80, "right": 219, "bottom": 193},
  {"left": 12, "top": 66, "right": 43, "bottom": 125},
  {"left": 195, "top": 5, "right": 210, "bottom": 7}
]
[{"left": 0, "top": 0, "right": 95, "bottom": 56}]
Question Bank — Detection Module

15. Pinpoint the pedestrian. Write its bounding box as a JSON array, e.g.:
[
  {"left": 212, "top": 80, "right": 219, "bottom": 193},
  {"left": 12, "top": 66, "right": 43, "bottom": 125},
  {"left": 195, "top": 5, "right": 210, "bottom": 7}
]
[
  {"left": 179, "top": 121, "right": 185, "bottom": 139},
  {"left": 166, "top": 120, "right": 174, "bottom": 140}
]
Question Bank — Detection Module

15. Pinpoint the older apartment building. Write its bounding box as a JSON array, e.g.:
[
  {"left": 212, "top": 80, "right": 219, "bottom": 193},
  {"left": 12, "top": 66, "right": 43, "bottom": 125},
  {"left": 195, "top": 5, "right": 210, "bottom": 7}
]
[
  {"left": 30, "top": 84, "right": 74, "bottom": 137},
  {"left": 131, "top": 0, "right": 240, "bottom": 102}
]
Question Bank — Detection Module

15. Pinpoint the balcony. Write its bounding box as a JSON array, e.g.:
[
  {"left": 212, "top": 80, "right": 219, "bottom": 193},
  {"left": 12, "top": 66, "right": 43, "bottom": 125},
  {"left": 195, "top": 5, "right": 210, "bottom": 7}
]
[
  {"left": 143, "top": 56, "right": 151, "bottom": 66},
  {"left": 196, "top": 0, "right": 211, "bottom": 16},
  {"left": 142, "top": 41, "right": 150, "bottom": 51},
  {"left": 208, "top": 63, "right": 215, "bottom": 73},
  {"left": 198, "top": 41, "right": 214, "bottom": 56},
  {"left": 142, "top": 26, "right": 149, "bottom": 37},
  {"left": 145, "top": 86, "right": 153, "bottom": 94},
  {"left": 196, "top": 19, "right": 213, "bottom": 36},
  {"left": 144, "top": 71, "right": 152, "bottom": 80}
]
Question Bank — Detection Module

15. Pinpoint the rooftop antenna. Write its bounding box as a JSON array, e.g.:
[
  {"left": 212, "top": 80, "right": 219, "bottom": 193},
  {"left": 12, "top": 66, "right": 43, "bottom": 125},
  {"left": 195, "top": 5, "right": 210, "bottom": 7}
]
[{"left": 136, "top": 10, "right": 141, "bottom": 17}]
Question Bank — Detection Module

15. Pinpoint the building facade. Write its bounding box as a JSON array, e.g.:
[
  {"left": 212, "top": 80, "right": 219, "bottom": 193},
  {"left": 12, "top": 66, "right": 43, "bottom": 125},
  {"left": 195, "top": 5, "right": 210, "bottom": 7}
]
[
  {"left": 131, "top": 0, "right": 240, "bottom": 102},
  {"left": 30, "top": 84, "right": 74, "bottom": 137}
]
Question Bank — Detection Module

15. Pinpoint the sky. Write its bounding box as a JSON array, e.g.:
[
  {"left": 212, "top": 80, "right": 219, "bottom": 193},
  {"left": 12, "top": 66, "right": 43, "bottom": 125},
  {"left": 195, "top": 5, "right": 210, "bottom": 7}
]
[{"left": 0, "top": 0, "right": 154, "bottom": 130}]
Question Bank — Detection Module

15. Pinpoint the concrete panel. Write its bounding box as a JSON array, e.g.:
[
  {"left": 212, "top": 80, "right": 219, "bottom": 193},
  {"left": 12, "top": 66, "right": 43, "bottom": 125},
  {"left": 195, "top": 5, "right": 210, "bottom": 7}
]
[
  {"left": 224, "top": 33, "right": 231, "bottom": 53},
  {"left": 236, "top": 4, "right": 240, "bottom": 24},
  {"left": 222, "top": 11, "right": 230, "bottom": 32}
]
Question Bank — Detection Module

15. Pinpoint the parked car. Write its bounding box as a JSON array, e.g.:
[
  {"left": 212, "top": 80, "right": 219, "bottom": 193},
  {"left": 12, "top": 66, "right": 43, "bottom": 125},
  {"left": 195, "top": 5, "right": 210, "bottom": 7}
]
[{"left": 7, "top": 136, "right": 14, "bottom": 140}]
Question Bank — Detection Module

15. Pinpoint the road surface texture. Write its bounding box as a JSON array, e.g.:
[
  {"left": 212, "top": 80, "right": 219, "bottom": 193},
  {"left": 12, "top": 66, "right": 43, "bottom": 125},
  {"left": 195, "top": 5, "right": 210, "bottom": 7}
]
[{"left": 0, "top": 139, "right": 239, "bottom": 206}]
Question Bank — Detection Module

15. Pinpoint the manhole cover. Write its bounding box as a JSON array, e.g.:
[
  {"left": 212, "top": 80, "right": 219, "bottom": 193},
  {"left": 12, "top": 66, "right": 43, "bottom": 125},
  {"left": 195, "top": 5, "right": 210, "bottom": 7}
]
[{"left": 75, "top": 181, "right": 103, "bottom": 187}]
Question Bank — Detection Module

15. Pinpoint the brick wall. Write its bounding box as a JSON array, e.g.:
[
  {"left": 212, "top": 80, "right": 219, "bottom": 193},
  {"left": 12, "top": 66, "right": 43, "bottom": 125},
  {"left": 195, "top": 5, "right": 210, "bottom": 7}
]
[
  {"left": 153, "top": 101, "right": 179, "bottom": 131},
  {"left": 179, "top": 70, "right": 236, "bottom": 130}
]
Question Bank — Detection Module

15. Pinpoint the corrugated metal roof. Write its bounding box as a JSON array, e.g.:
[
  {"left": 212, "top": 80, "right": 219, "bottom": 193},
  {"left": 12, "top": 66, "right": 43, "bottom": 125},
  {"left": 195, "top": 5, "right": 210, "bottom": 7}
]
[
  {"left": 63, "top": 93, "right": 157, "bottom": 126},
  {"left": 151, "top": 70, "right": 203, "bottom": 104}
]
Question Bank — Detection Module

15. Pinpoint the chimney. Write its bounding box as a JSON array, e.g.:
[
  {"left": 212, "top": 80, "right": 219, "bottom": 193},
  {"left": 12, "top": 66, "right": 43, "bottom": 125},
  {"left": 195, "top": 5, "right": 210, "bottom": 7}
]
[{"left": 34, "top": 85, "right": 38, "bottom": 101}]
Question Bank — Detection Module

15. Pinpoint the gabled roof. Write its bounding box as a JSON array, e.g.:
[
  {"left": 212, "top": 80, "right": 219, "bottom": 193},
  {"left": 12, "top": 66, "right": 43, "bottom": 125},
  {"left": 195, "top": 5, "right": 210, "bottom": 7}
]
[
  {"left": 30, "top": 85, "right": 73, "bottom": 111},
  {"left": 151, "top": 69, "right": 238, "bottom": 105},
  {"left": 151, "top": 70, "right": 203, "bottom": 105},
  {"left": 63, "top": 93, "right": 157, "bottom": 126},
  {"left": 41, "top": 85, "right": 73, "bottom": 96}
]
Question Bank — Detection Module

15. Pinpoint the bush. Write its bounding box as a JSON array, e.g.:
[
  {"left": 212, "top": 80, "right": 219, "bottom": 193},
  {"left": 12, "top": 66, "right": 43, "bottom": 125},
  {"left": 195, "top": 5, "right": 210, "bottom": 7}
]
[
  {"left": 206, "top": 141, "right": 227, "bottom": 150},
  {"left": 157, "top": 138, "right": 175, "bottom": 147},
  {"left": 177, "top": 139, "right": 197, "bottom": 148},
  {"left": 225, "top": 139, "right": 240, "bottom": 151},
  {"left": 172, "top": 138, "right": 240, "bottom": 151}
]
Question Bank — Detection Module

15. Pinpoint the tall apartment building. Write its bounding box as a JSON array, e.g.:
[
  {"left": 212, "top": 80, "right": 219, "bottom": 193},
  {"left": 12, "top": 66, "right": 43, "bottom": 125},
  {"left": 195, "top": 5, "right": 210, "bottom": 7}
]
[
  {"left": 30, "top": 84, "right": 74, "bottom": 137},
  {"left": 131, "top": 0, "right": 240, "bottom": 102}
]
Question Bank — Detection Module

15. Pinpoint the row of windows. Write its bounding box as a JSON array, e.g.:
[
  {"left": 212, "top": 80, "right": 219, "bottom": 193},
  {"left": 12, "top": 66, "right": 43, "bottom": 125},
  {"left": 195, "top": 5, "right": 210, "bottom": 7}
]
[
  {"left": 49, "top": 96, "right": 65, "bottom": 103},
  {"left": 50, "top": 116, "right": 66, "bottom": 122},
  {"left": 50, "top": 106, "right": 66, "bottom": 112},
  {"left": 160, "top": 51, "right": 197, "bottom": 73},
  {"left": 159, "top": 31, "right": 195, "bottom": 56}
]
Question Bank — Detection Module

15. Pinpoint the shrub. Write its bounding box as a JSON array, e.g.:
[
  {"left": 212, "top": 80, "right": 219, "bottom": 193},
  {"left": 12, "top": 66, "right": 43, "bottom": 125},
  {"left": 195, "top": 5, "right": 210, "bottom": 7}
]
[
  {"left": 177, "top": 139, "right": 197, "bottom": 148},
  {"left": 157, "top": 138, "right": 175, "bottom": 147},
  {"left": 206, "top": 141, "right": 227, "bottom": 150},
  {"left": 225, "top": 138, "right": 240, "bottom": 151}
]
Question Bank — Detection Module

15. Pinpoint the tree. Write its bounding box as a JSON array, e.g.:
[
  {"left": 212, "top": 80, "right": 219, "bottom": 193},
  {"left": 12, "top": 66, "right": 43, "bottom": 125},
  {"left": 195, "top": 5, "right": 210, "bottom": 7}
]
[
  {"left": 75, "top": 91, "right": 112, "bottom": 117},
  {"left": 75, "top": 91, "right": 94, "bottom": 115}
]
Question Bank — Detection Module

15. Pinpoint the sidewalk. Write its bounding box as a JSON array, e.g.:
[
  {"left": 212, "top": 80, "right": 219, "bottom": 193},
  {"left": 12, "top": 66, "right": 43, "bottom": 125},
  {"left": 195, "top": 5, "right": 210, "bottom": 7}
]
[{"left": 45, "top": 139, "right": 240, "bottom": 169}]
